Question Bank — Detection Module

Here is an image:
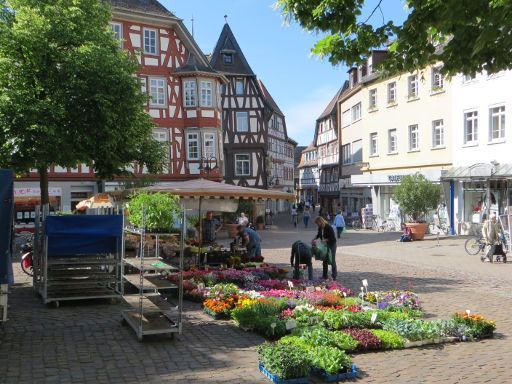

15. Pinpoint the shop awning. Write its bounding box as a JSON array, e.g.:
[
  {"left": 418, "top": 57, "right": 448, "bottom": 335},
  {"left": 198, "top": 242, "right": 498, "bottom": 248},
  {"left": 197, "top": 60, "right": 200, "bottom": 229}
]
[
  {"left": 76, "top": 193, "right": 114, "bottom": 211},
  {"left": 141, "top": 178, "right": 295, "bottom": 201},
  {"left": 441, "top": 163, "right": 512, "bottom": 180}
]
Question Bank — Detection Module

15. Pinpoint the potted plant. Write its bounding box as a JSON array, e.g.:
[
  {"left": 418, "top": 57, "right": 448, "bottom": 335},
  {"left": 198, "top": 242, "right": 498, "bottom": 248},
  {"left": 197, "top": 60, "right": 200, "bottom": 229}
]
[
  {"left": 255, "top": 215, "right": 265, "bottom": 230},
  {"left": 127, "top": 191, "right": 180, "bottom": 232},
  {"left": 257, "top": 342, "right": 310, "bottom": 383},
  {"left": 223, "top": 212, "right": 239, "bottom": 237},
  {"left": 392, "top": 173, "right": 442, "bottom": 240}
]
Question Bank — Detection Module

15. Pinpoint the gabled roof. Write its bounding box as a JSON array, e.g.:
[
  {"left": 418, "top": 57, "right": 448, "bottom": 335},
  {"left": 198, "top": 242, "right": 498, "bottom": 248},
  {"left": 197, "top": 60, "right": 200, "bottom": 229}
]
[
  {"left": 109, "top": 0, "right": 175, "bottom": 18},
  {"left": 317, "top": 81, "right": 349, "bottom": 121},
  {"left": 210, "top": 23, "right": 255, "bottom": 75},
  {"left": 176, "top": 52, "right": 218, "bottom": 75},
  {"left": 257, "top": 80, "right": 284, "bottom": 116}
]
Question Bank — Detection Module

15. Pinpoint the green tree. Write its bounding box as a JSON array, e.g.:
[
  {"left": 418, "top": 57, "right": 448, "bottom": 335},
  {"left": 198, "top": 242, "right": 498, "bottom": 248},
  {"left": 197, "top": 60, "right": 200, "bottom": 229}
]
[
  {"left": 0, "top": 0, "right": 166, "bottom": 204},
  {"left": 393, "top": 173, "right": 442, "bottom": 222},
  {"left": 276, "top": 0, "right": 512, "bottom": 76}
]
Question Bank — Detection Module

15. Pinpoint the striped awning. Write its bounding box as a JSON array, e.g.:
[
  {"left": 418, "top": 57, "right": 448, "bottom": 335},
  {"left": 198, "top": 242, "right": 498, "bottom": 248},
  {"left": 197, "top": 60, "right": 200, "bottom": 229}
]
[{"left": 141, "top": 178, "right": 295, "bottom": 201}]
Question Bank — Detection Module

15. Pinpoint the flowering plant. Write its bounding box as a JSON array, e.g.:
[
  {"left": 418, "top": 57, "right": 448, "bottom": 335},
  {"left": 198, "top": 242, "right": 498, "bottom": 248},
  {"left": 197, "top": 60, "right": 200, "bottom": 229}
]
[
  {"left": 343, "top": 328, "right": 382, "bottom": 351},
  {"left": 365, "top": 290, "right": 422, "bottom": 310},
  {"left": 452, "top": 312, "right": 496, "bottom": 339}
]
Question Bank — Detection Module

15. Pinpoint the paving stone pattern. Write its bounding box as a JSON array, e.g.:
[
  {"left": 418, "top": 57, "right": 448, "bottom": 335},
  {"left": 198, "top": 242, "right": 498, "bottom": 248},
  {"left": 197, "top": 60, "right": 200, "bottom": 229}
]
[{"left": 1, "top": 214, "right": 511, "bottom": 383}]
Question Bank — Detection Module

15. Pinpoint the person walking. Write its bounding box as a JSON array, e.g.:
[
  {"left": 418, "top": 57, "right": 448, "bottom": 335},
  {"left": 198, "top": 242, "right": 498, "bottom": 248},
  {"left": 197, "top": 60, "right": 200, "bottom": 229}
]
[
  {"left": 237, "top": 224, "right": 262, "bottom": 258},
  {"left": 303, "top": 206, "right": 311, "bottom": 228},
  {"left": 290, "top": 240, "right": 314, "bottom": 280},
  {"left": 313, "top": 216, "right": 337, "bottom": 279},
  {"left": 482, "top": 214, "right": 506, "bottom": 262},
  {"left": 333, "top": 211, "right": 345, "bottom": 239},
  {"left": 291, "top": 204, "right": 298, "bottom": 228}
]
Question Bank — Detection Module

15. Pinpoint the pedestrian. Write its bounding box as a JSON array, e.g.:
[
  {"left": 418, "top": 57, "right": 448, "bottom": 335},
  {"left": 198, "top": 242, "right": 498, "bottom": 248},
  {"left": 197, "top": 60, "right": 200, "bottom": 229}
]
[
  {"left": 291, "top": 204, "right": 298, "bottom": 227},
  {"left": 313, "top": 216, "right": 337, "bottom": 279},
  {"left": 333, "top": 210, "right": 345, "bottom": 239},
  {"left": 237, "top": 224, "right": 262, "bottom": 258},
  {"left": 481, "top": 214, "right": 506, "bottom": 262},
  {"left": 237, "top": 212, "right": 249, "bottom": 227},
  {"left": 399, "top": 223, "right": 412, "bottom": 242},
  {"left": 202, "top": 211, "right": 222, "bottom": 243},
  {"left": 290, "top": 240, "right": 313, "bottom": 280},
  {"left": 303, "top": 206, "right": 311, "bottom": 228}
]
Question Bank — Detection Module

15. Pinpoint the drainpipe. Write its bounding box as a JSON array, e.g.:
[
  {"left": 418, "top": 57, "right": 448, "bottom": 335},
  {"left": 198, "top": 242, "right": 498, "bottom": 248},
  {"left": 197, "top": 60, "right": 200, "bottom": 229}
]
[{"left": 449, "top": 180, "right": 455, "bottom": 236}]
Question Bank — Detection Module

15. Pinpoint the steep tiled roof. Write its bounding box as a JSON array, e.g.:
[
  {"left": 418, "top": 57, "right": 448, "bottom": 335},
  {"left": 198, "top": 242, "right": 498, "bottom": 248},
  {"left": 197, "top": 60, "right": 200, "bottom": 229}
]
[
  {"left": 317, "top": 81, "right": 349, "bottom": 121},
  {"left": 109, "top": 0, "right": 175, "bottom": 18},
  {"left": 258, "top": 80, "right": 284, "bottom": 116},
  {"left": 176, "top": 52, "right": 217, "bottom": 75},
  {"left": 210, "top": 23, "right": 255, "bottom": 75}
]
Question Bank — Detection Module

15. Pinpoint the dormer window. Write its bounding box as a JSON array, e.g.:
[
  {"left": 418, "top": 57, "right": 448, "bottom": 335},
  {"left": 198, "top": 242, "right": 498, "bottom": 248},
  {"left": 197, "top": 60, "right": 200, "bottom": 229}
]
[{"left": 223, "top": 53, "right": 233, "bottom": 64}]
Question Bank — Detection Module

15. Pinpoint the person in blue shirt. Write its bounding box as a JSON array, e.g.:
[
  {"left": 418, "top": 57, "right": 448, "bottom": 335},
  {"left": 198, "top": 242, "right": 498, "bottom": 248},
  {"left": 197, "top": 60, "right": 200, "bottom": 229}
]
[
  {"left": 333, "top": 211, "right": 346, "bottom": 239},
  {"left": 237, "top": 224, "right": 262, "bottom": 258}
]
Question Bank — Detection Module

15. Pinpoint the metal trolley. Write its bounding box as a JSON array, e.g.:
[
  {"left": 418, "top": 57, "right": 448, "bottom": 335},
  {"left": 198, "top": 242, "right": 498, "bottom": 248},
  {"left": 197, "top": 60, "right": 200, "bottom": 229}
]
[{"left": 121, "top": 206, "right": 184, "bottom": 341}]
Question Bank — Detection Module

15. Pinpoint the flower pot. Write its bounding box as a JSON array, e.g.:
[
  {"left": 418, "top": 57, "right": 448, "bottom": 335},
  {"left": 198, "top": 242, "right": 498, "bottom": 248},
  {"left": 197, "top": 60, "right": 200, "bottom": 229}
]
[
  {"left": 226, "top": 223, "right": 238, "bottom": 238},
  {"left": 258, "top": 363, "right": 309, "bottom": 384},
  {"left": 406, "top": 222, "right": 428, "bottom": 240}
]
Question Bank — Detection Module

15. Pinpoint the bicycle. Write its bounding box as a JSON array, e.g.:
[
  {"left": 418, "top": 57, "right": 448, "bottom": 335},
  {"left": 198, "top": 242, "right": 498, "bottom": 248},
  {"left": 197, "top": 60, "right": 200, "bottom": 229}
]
[
  {"left": 348, "top": 218, "right": 361, "bottom": 231},
  {"left": 464, "top": 236, "right": 486, "bottom": 255}
]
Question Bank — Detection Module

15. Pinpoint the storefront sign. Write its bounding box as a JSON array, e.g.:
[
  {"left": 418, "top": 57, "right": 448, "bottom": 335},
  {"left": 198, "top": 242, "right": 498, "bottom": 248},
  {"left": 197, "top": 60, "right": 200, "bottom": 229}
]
[
  {"left": 388, "top": 175, "right": 404, "bottom": 183},
  {"left": 14, "top": 187, "right": 62, "bottom": 197}
]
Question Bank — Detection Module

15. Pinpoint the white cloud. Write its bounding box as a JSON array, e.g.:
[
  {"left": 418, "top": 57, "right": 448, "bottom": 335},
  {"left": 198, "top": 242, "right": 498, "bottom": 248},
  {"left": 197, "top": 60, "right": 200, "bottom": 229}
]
[{"left": 282, "top": 85, "right": 339, "bottom": 146}]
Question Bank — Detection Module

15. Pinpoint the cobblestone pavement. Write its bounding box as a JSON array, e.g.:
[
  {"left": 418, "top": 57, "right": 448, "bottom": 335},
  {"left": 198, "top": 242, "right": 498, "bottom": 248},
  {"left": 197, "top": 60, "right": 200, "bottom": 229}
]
[{"left": 1, "top": 214, "right": 511, "bottom": 383}]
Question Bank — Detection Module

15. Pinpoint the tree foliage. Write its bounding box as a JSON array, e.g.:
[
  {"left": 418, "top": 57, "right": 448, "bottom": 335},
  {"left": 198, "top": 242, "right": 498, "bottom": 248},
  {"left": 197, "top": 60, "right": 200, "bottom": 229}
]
[
  {"left": 276, "top": 0, "right": 512, "bottom": 76},
  {"left": 393, "top": 173, "right": 442, "bottom": 222},
  {"left": 0, "top": 0, "right": 166, "bottom": 202}
]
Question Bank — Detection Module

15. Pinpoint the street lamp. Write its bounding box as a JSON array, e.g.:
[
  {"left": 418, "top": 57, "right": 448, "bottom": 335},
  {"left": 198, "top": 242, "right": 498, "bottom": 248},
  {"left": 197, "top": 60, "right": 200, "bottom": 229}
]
[{"left": 198, "top": 156, "right": 218, "bottom": 176}]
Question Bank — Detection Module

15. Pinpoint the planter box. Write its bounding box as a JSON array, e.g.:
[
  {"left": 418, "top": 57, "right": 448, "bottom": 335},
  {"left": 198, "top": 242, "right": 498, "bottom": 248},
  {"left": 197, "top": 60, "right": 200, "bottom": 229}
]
[
  {"left": 404, "top": 337, "right": 457, "bottom": 348},
  {"left": 258, "top": 363, "right": 309, "bottom": 384},
  {"left": 406, "top": 223, "right": 427, "bottom": 240},
  {"left": 311, "top": 365, "right": 358, "bottom": 382}
]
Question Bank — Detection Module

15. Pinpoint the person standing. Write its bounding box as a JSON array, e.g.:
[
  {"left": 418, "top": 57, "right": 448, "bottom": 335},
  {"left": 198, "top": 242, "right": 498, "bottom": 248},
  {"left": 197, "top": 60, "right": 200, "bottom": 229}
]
[
  {"left": 237, "top": 224, "right": 262, "bottom": 258},
  {"left": 290, "top": 240, "right": 313, "bottom": 280},
  {"left": 333, "top": 211, "right": 345, "bottom": 239},
  {"left": 238, "top": 212, "right": 249, "bottom": 227},
  {"left": 303, "top": 206, "right": 311, "bottom": 228},
  {"left": 202, "top": 211, "right": 222, "bottom": 243},
  {"left": 291, "top": 204, "right": 298, "bottom": 227},
  {"left": 313, "top": 216, "right": 337, "bottom": 279},
  {"left": 482, "top": 214, "right": 505, "bottom": 262}
]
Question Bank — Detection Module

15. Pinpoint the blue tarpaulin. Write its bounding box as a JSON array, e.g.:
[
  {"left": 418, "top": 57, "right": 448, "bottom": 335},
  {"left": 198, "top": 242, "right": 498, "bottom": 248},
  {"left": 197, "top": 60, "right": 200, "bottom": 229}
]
[
  {"left": 45, "top": 215, "right": 122, "bottom": 256},
  {"left": 0, "top": 169, "right": 14, "bottom": 284}
]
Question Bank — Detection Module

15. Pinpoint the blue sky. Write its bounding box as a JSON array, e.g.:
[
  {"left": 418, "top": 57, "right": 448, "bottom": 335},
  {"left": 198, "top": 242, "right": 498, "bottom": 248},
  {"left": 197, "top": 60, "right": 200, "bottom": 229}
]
[{"left": 163, "top": 0, "right": 407, "bottom": 146}]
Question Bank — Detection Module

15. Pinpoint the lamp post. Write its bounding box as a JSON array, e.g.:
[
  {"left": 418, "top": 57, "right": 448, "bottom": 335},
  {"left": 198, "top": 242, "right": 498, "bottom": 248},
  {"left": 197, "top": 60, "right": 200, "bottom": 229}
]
[{"left": 198, "top": 156, "right": 218, "bottom": 177}]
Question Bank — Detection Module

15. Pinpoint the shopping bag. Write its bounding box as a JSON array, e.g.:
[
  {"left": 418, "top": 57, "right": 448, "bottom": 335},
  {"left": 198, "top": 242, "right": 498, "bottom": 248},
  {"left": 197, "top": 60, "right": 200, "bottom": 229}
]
[{"left": 312, "top": 242, "right": 332, "bottom": 263}]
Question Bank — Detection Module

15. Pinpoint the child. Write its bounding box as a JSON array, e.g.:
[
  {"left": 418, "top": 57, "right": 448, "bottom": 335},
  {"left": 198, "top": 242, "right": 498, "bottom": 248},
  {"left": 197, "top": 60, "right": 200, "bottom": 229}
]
[{"left": 400, "top": 223, "right": 412, "bottom": 242}]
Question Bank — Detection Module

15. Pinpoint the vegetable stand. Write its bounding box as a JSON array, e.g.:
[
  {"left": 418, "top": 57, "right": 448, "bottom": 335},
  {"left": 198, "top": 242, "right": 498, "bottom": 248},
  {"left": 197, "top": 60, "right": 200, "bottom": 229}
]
[{"left": 121, "top": 207, "right": 184, "bottom": 341}]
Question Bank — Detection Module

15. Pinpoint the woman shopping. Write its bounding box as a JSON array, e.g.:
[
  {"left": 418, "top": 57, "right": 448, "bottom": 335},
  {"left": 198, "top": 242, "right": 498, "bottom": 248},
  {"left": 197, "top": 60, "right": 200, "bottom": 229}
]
[{"left": 312, "top": 216, "right": 337, "bottom": 279}]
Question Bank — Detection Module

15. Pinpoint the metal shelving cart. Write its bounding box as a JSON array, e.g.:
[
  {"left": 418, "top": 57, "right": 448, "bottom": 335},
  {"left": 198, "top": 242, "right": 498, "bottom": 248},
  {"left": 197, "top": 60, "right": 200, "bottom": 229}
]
[
  {"left": 36, "top": 215, "right": 123, "bottom": 306},
  {"left": 121, "top": 208, "right": 184, "bottom": 341}
]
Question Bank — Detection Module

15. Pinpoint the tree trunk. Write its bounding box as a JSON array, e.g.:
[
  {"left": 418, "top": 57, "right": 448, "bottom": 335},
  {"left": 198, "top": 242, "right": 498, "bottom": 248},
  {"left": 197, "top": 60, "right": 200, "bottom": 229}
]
[{"left": 38, "top": 167, "right": 50, "bottom": 205}]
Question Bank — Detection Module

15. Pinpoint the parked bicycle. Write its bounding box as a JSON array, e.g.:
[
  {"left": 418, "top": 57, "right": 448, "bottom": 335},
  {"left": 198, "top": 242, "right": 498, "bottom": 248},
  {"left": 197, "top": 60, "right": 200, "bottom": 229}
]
[
  {"left": 464, "top": 236, "right": 486, "bottom": 255},
  {"left": 20, "top": 241, "right": 34, "bottom": 277}
]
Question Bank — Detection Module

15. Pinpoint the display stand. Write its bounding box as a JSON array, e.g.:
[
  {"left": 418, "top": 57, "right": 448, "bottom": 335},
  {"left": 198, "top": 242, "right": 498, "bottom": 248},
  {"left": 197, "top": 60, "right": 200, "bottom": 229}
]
[{"left": 121, "top": 206, "right": 184, "bottom": 341}]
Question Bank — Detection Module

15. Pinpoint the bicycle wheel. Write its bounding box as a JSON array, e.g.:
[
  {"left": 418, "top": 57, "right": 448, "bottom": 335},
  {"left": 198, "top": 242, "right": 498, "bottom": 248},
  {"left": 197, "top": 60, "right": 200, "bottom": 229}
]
[
  {"left": 352, "top": 220, "right": 361, "bottom": 230},
  {"left": 465, "top": 237, "right": 482, "bottom": 255}
]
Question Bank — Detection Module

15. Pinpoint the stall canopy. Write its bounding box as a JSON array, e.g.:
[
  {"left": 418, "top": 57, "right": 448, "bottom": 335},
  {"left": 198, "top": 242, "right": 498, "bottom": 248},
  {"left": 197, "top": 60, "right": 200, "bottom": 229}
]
[
  {"left": 76, "top": 193, "right": 114, "bottom": 211},
  {"left": 45, "top": 215, "right": 123, "bottom": 256},
  {"left": 142, "top": 179, "right": 295, "bottom": 201}
]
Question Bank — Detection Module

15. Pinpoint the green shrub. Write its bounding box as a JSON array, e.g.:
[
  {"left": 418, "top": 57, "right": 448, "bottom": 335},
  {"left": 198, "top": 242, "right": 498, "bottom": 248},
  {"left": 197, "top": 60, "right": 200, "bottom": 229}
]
[
  {"left": 258, "top": 343, "right": 310, "bottom": 379},
  {"left": 370, "top": 330, "right": 405, "bottom": 349},
  {"left": 311, "top": 346, "right": 352, "bottom": 374},
  {"left": 128, "top": 191, "right": 180, "bottom": 231}
]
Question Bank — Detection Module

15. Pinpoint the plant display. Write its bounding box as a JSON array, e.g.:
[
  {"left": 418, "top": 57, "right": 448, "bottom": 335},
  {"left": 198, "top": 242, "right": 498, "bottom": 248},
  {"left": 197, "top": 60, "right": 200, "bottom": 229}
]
[
  {"left": 369, "top": 330, "right": 405, "bottom": 349},
  {"left": 365, "top": 290, "right": 422, "bottom": 310},
  {"left": 452, "top": 313, "right": 496, "bottom": 340},
  {"left": 297, "top": 327, "right": 358, "bottom": 351},
  {"left": 257, "top": 343, "right": 310, "bottom": 380},
  {"left": 128, "top": 191, "right": 180, "bottom": 231},
  {"left": 311, "top": 346, "right": 352, "bottom": 374},
  {"left": 206, "top": 283, "right": 241, "bottom": 300},
  {"left": 342, "top": 328, "right": 382, "bottom": 351},
  {"left": 392, "top": 173, "right": 442, "bottom": 222},
  {"left": 382, "top": 318, "right": 443, "bottom": 341}
]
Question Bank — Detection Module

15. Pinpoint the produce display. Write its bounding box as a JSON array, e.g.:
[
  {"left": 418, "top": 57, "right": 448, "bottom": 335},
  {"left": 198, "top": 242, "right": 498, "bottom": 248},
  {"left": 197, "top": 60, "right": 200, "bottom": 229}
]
[{"left": 169, "top": 266, "right": 496, "bottom": 383}]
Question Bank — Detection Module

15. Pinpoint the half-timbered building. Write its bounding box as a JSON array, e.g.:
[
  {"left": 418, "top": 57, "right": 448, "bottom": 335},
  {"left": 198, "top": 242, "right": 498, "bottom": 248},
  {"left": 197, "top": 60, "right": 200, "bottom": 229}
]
[
  {"left": 316, "top": 84, "right": 347, "bottom": 215},
  {"left": 210, "top": 23, "right": 296, "bottom": 205},
  {"left": 15, "top": 0, "right": 226, "bottom": 212},
  {"left": 298, "top": 143, "right": 320, "bottom": 205}
]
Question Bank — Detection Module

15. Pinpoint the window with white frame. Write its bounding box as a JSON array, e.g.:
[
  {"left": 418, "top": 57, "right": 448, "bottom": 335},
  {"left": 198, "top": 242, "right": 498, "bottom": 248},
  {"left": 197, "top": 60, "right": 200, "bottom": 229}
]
[
  {"left": 409, "top": 124, "right": 419, "bottom": 151},
  {"left": 387, "top": 82, "right": 396, "bottom": 103},
  {"left": 236, "top": 112, "right": 249, "bottom": 132},
  {"left": 352, "top": 140, "right": 362, "bottom": 162},
  {"left": 110, "top": 23, "right": 123, "bottom": 48},
  {"left": 149, "top": 78, "right": 166, "bottom": 106},
  {"left": 351, "top": 102, "right": 362, "bottom": 121},
  {"left": 342, "top": 109, "right": 351, "bottom": 127},
  {"left": 200, "top": 81, "right": 213, "bottom": 107},
  {"left": 144, "top": 28, "right": 157, "bottom": 54},
  {"left": 408, "top": 75, "right": 418, "bottom": 97},
  {"left": 223, "top": 53, "right": 233, "bottom": 64},
  {"left": 432, "top": 66, "right": 444, "bottom": 90},
  {"left": 432, "top": 119, "right": 444, "bottom": 148},
  {"left": 235, "top": 154, "right": 250, "bottom": 176},
  {"left": 153, "top": 129, "right": 169, "bottom": 167},
  {"left": 370, "top": 132, "right": 378, "bottom": 156},
  {"left": 369, "top": 89, "right": 377, "bottom": 108},
  {"left": 186, "top": 132, "right": 200, "bottom": 160},
  {"left": 464, "top": 111, "right": 478, "bottom": 144},
  {"left": 388, "top": 129, "right": 397, "bottom": 153},
  {"left": 489, "top": 105, "right": 505, "bottom": 141},
  {"left": 235, "top": 80, "right": 244, "bottom": 95},
  {"left": 203, "top": 132, "right": 216, "bottom": 158},
  {"left": 341, "top": 143, "right": 351, "bottom": 165},
  {"left": 184, "top": 80, "right": 197, "bottom": 107}
]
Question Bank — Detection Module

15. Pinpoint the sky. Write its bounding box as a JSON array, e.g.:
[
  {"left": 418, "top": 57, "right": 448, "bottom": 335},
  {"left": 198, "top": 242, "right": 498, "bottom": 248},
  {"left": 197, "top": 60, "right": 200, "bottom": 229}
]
[{"left": 162, "top": 0, "right": 407, "bottom": 146}]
